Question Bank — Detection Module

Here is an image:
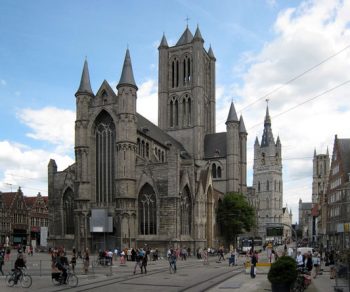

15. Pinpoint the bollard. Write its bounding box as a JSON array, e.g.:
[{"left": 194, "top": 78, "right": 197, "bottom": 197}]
[{"left": 40, "top": 260, "right": 42, "bottom": 277}]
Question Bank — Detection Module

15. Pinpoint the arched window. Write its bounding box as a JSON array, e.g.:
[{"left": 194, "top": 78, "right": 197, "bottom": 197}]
[
  {"left": 139, "top": 184, "right": 157, "bottom": 235},
  {"left": 187, "top": 58, "right": 191, "bottom": 82},
  {"left": 279, "top": 181, "right": 281, "bottom": 192},
  {"left": 267, "top": 180, "right": 269, "bottom": 191},
  {"left": 187, "top": 98, "right": 191, "bottom": 126},
  {"left": 274, "top": 180, "right": 277, "bottom": 191},
  {"left": 171, "top": 61, "right": 175, "bottom": 88},
  {"left": 146, "top": 143, "right": 149, "bottom": 158},
  {"left": 170, "top": 101, "right": 174, "bottom": 127},
  {"left": 95, "top": 111, "right": 115, "bottom": 205},
  {"left": 161, "top": 151, "right": 164, "bottom": 162},
  {"left": 176, "top": 60, "right": 179, "bottom": 87},
  {"left": 137, "top": 138, "right": 140, "bottom": 155},
  {"left": 258, "top": 182, "right": 261, "bottom": 192},
  {"left": 212, "top": 163, "right": 217, "bottom": 178},
  {"left": 175, "top": 100, "right": 179, "bottom": 126},
  {"left": 180, "top": 187, "right": 192, "bottom": 235},
  {"left": 63, "top": 188, "right": 74, "bottom": 235},
  {"left": 217, "top": 166, "right": 222, "bottom": 178}
]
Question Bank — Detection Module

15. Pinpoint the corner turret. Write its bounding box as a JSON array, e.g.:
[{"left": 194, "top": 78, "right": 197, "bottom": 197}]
[{"left": 75, "top": 59, "right": 94, "bottom": 97}]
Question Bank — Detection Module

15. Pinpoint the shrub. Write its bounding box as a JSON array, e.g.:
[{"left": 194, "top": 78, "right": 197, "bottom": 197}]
[{"left": 268, "top": 256, "right": 297, "bottom": 285}]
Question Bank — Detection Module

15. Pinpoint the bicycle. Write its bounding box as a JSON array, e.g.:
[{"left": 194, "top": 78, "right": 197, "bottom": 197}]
[
  {"left": 52, "top": 266, "right": 78, "bottom": 287},
  {"left": 6, "top": 267, "right": 32, "bottom": 288}
]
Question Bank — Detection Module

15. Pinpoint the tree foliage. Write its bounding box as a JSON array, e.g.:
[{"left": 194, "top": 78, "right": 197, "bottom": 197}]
[{"left": 216, "top": 192, "right": 255, "bottom": 244}]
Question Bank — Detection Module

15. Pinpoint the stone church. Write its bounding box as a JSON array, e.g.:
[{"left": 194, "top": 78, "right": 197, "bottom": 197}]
[
  {"left": 252, "top": 105, "right": 292, "bottom": 240},
  {"left": 48, "top": 26, "right": 248, "bottom": 253}
]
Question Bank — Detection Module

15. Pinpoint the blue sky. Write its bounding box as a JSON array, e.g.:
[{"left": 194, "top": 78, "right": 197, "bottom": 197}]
[{"left": 1, "top": 0, "right": 350, "bottom": 222}]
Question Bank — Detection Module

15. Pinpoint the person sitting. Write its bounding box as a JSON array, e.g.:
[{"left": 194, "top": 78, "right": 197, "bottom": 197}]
[{"left": 14, "top": 254, "right": 26, "bottom": 284}]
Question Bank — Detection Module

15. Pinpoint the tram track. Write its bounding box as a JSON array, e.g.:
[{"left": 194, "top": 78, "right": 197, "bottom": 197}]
[{"left": 43, "top": 261, "right": 242, "bottom": 292}]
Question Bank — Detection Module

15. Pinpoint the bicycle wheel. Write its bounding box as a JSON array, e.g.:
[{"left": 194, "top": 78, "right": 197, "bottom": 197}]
[
  {"left": 21, "top": 274, "right": 32, "bottom": 288},
  {"left": 67, "top": 274, "right": 78, "bottom": 287},
  {"left": 7, "top": 275, "right": 15, "bottom": 287}
]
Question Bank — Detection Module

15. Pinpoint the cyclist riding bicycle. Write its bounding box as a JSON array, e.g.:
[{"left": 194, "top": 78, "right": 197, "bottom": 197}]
[
  {"left": 55, "top": 251, "right": 69, "bottom": 284},
  {"left": 14, "top": 254, "right": 26, "bottom": 284}
]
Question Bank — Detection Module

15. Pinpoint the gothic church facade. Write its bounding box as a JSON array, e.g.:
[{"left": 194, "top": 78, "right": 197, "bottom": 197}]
[{"left": 48, "top": 26, "right": 247, "bottom": 252}]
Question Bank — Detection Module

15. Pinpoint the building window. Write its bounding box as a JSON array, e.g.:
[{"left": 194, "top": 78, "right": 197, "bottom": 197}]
[
  {"left": 63, "top": 188, "right": 74, "bottom": 235},
  {"left": 180, "top": 187, "right": 192, "bottom": 235},
  {"left": 267, "top": 180, "right": 269, "bottom": 191},
  {"left": 212, "top": 163, "right": 217, "bottom": 178},
  {"left": 258, "top": 182, "right": 261, "bottom": 192},
  {"left": 139, "top": 184, "right": 157, "bottom": 235},
  {"left": 217, "top": 166, "right": 222, "bottom": 178},
  {"left": 95, "top": 111, "right": 115, "bottom": 205}
]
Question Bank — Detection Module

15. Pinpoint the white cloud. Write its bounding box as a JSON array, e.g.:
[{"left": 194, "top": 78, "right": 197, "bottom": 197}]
[
  {"left": 137, "top": 79, "right": 158, "bottom": 125},
  {"left": 0, "top": 140, "right": 74, "bottom": 196},
  {"left": 216, "top": 0, "right": 350, "bottom": 221},
  {"left": 17, "top": 107, "right": 75, "bottom": 154}
]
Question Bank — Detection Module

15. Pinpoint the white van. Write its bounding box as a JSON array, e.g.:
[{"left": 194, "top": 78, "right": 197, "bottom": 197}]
[{"left": 297, "top": 247, "right": 314, "bottom": 255}]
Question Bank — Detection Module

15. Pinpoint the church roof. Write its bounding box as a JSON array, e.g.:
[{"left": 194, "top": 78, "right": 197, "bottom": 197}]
[
  {"left": 136, "top": 113, "right": 188, "bottom": 154},
  {"left": 239, "top": 115, "right": 247, "bottom": 133},
  {"left": 76, "top": 59, "right": 94, "bottom": 96},
  {"left": 117, "top": 49, "right": 137, "bottom": 90},
  {"left": 226, "top": 102, "right": 239, "bottom": 123},
  {"left": 159, "top": 34, "right": 169, "bottom": 48},
  {"left": 193, "top": 26, "right": 203, "bottom": 42},
  {"left": 208, "top": 46, "right": 215, "bottom": 59},
  {"left": 204, "top": 132, "right": 227, "bottom": 159},
  {"left": 176, "top": 26, "right": 193, "bottom": 46},
  {"left": 261, "top": 105, "right": 275, "bottom": 147}
]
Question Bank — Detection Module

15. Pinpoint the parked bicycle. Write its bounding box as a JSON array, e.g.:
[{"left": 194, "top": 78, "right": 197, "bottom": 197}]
[
  {"left": 6, "top": 267, "right": 32, "bottom": 288},
  {"left": 52, "top": 265, "right": 78, "bottom": 287},
  {"left": 291, "top": 267, "right": 311, "bottom": 292}
]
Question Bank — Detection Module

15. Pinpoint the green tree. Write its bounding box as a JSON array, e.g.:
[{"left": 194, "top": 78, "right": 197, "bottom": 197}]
[{"left": 217, "top": 192, "right": 255, "bottom": 245}]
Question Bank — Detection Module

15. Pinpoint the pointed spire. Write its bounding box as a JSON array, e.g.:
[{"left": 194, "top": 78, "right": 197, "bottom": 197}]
[
  {"left": 261, "top": 101, "right": 275, "bottom": 147},
  {"left": 239, "top": 115, "right": 247, "bottom": 133},
  {"left": 276, "top": 135, "right": 281, "bottom": 145},
  {"left": 117, "top": 49, "right": 137, "bottom": 90},
  {"left": 226, "top": 102, "right": 238, "bottom": 124},
  {"left": 176, "top": 26, "right": 193, "bottom": 46},
  {"left": 158, "top": 33, "right": 168, "bottom": 49},
  {"left": 254, "top": 136, "right": 260, "bottom": 146},
  {"left": 208, "top": 45, "right": 215, "bottom": 60},
  {"left": 193, "top": 25, "right": 204, "bottom": 42},
  {"left": 76, "top": 59, "right": 94, "bottom": 96},
  {"left": 264, "top": 102, "right": 271, "bottom": 126},
  {"left": 326, "top": 147, "right": 329, "bottom": 156},
  {"left": 314, "top": 148, "right": 317, "bottom": 157}
]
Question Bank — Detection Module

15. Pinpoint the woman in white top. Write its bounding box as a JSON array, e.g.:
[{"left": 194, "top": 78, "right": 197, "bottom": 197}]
[{"left": 312, "top": 252, "right": 321, "bottom": 278}]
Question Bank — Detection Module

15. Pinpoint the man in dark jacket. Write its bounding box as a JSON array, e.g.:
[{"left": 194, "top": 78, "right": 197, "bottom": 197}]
[{"left": 14, "top": 254, "right": 26, "bottom": 284}]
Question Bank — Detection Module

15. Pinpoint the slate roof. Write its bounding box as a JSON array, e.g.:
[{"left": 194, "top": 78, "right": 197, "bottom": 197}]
[
  {"left": 117, "top": 49, "right": 137, "bottom": 89},
  {"left": 204, "top": 132, "right": 227, "bottom": 159},
  {"left": 226, "top": 102, "right": 238, "bottom": 123},
  {"left": 176, "top": 27, "right": 193, "bottom": 46},
  {"left": 136, "top": 113, "right": 188, "bottom": 155},
  {"left": 24, "top": 196, "right": 36, "bottom": 208},
  {"left": 338, "top": 138, "right": 350, "bottom": 177},
  {"left": 1, "top": 192, "right": 16, "bottom": 209},
  {"left": 76, "top": 59, "right": 94, "bottom": 96}
]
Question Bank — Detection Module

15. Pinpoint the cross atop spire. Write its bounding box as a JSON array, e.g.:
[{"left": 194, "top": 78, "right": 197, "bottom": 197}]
[{"left": 185, "top": 16, "right": 190, "bottom": 27}]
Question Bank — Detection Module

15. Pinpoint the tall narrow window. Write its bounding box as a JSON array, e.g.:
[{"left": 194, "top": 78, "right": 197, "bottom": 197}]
[
  {"left": 175, "top": 100, "right": 179, "bottom": 126},
  {"left": 95, "top": 111, "right": 115, "bottom": 205},
  {"left": 217, "top": 166, "right": 222, "bottom": 178},
  {"left": 139, "top": 184, "right": 157, "bottom": 235},
  {"left": 267, "top": 180, "right": 269, "bottom": 191},
  {"left": 212, "top": 163, "right": 217, "bottom": 178},
  {"left": 187, "top": 58, "right": 191, "bottom": 82},
  {"left": 258, "top": 182, "right": 261, "bottom": 192},
  {"left": 180, "top": 187, "right": 192, "bottom": 235},
  {"left": 188, "top": 98, "right": 191, "bottom": 126},
  {"left": 170, "top": 101, "right": 173, "bottom": 127},
  {"left": 183, "top": 59, "right": 186, "bottom": 85},
  {"left": 171, "top": 61, "right": 175, "bottom": 88},
  {"left": 63, "top": 188, "right": 74, "bottom": 235},
  {"left": 176, "top": 60, "right": 179, "bottom": 87}
]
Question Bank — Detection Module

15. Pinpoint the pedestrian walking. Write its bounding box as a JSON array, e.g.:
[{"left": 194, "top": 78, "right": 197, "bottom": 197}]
[
  {"left": 0, "top": 248, "right": 5, "bottom": 275},
  {"left": 312, "top": 251, "right": 320, "bottom": 278},
  {"left": 71, "top": 252, "right": 77, "bottom": 272},
  {"left": 141, "top": 252, "right": 148, "bottom": 274},
  {"left": 133, "top": 249, "right": 143, "bottom": 275},
  {"left": 83, "top": 248, "right": 89, "bottom": 274},
  {"left": 202, "top": 248, "right": 209, "bottom": 265},
  {"left": 250, "top": 251, "right": 258, "bottom": 278},
  {"left": 218, "top": 247, "right": 225, "bottom": 262}
]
